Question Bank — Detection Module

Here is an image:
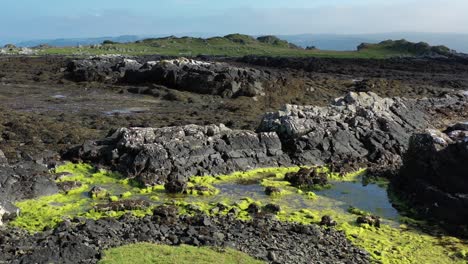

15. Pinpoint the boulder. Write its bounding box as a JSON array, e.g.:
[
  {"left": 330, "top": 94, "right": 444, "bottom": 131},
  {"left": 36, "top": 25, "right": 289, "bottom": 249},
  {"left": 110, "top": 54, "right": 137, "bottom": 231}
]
[
  {"left": 66, "top": 56, "right": 130, "bottom": 82},
  {"left": 395, "top": 125, "right": 468, "bottom": 224},
  {"left": 356, "top": 215, "right": 381, "bottom": 228},
  {"left": 284, "top": 167, "right": 328, "bottom": 188},
  {"left": 164, "top": 174, "right": 187, "bottom": 194},
  {"left": 122, "top": 58, "right": 271, "bottom": 98},
  {"left": 320, "top": 215, "right": 337, "bottom": 227},
  {"left": 66, "top": 57, "right": 274, "bottom": 98},
  {"left": 0, "top": 161, "right": 59, "bottom": 225}
]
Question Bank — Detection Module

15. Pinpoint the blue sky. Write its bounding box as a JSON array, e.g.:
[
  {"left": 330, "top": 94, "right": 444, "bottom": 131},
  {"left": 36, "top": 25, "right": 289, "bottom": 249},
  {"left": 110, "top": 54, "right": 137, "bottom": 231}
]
[{"left": 1, "top": 0, "right": 467, "bottom": 41}]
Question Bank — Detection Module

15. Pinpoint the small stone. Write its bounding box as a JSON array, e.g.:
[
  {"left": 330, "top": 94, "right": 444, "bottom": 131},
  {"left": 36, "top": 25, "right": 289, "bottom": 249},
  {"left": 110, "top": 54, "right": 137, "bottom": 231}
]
[
  {"left": 247, "top": 203, "right": 261, "bottom": 214},
  {"left": 264, "top": 204, "right": 281, "bottom": 214},
  {"left": 89, "top": 186, "right": 108, "bottom": 199},
  {"left": 267, "top": 251, "right": 278, "bottom": 262},
  {"left": 356, "top": 215, "right": 381, "bottom": 228},
  {"left": 265, "top": 186, "right": 282, "bottom": 196},
  {"left": 164, "top": 174, "right": 187, "bottom": 194},
  {"left": 320, "top": 215, "right": 337, "bottom": 227}
]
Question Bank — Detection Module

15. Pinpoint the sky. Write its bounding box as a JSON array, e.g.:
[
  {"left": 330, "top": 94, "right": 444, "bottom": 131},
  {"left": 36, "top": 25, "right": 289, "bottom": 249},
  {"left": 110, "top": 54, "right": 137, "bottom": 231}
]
[{"left": 1, "top": 0, "right": 467, "bottom": 41}]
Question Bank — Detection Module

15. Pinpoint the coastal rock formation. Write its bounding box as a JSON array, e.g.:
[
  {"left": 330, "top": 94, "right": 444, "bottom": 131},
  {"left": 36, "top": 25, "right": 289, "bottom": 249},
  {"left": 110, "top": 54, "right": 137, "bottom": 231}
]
[
  {"left": 258, "top": 91, "right": 468, "bottom": 169},
  {"left": 66, "top": 124, "right": 291, "bottom": 186},
  {"left": 395, "top": 123, "right": 468, "bottom": 224},
  {"left": 67, "top": 57, "right": 273, "bottom": 98},
  {"left": 123, "top": 58, "right": 271, "bottom": 98},
  {"left": 66, "top": 56, "right": 125, "bottom": 82},
  {"left": 0, "top": 162, "right": 58, "bottom": 224},
  {"left": 67, "top": 91, "right": 467, "bottom": 186}
]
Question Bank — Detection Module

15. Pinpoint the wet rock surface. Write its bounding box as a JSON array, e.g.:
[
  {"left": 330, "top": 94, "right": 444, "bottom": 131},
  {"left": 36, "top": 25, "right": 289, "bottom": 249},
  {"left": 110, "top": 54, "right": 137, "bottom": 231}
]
[
  {"left": 0, "top": 211, "right": 370, "bottom": 264},
  {"left": 395, "top": 124, "right": 468, "bottom": 225},
  {"left": 356, "top": 215, "right": 381, "bottom": 228},
  {"left": 0, "top": 161, "right": 58, "bottom": 223},
  {"left": 285, "top": 167, "right": 329, "bottom": 188}
]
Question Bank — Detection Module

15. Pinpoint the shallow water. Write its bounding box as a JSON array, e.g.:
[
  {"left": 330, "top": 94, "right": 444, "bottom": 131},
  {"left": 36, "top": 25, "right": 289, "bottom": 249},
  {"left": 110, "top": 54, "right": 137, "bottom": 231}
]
[{"left": 12, "top": 165, "right": 468, "bottom": 263}]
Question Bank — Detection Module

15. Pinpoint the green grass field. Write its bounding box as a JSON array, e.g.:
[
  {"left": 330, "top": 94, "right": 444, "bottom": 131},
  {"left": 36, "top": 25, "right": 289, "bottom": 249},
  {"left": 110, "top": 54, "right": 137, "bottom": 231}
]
[
  {"left": 34, "top": 34, "right": 439, "bottom": 59},
  {"left": 98, "top": 243, "right": 264, "bottom": 264}
]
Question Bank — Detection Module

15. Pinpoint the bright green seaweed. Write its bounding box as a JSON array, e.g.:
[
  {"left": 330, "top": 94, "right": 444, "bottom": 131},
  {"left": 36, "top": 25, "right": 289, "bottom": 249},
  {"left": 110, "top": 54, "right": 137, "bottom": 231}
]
[{"left": 9, "top": 162, "right": 468, "bottom": 264}]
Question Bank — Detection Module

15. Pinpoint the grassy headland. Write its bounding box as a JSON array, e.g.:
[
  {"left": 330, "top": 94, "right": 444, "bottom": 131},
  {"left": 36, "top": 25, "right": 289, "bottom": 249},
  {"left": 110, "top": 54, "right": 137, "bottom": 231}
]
[{"left": 31, "top": 34, "right": 454, "bottom": 58}]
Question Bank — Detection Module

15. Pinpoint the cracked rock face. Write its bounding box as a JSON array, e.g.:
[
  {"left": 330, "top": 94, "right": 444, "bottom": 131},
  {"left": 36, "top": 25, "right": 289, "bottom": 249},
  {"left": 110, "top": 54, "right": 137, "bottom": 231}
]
[
  {"left": 258, "top": 91, "right": 468, "bottom": 168},
  {"left": 66, "top": 124, "right": 291, "bottom": 186},
  {"left": 395, "top": 124, "right": 468, "bottom": 225},
  {"left": 67, "top": 92, "right": 467, "bottom": 186},
  {"left": 67, "top": 57, "right": 272, "bottom": 98}
]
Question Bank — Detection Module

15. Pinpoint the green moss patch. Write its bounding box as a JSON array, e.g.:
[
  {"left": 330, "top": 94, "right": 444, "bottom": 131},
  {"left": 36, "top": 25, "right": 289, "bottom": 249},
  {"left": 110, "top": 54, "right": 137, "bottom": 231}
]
[
  {"left": 98, "top": 243, "right": 264, "bottom": 264},
  {"left": 9, "top": 162, "right": 468, "bottom": 264}
]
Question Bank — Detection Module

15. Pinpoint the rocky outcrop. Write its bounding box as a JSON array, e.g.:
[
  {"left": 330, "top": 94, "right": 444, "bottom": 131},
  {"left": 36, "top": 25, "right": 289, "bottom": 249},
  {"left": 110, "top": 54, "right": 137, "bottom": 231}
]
[
  {"left": 67, "top": 92, "right": 467, "bottom": 186},
  {"left": 395, "top": 123, "right": 468, "bottom": 225},
  {"left": 66, "top": 57, "right": 273, "bottom": 98},
  {"left": 66, "top": 56, "right": 136, "bottom": 82},
  {"left": 0, "top": 162, "right": 59, "bottom": 224},
  {"left": 258, "top": 91, "right": 468, "bottom": 169},
  {"left": 65, "top": 124, "right": 291, "bottom": 186},
  {"left": 122, "top": 58, "right": 271, "bottom": 98}
]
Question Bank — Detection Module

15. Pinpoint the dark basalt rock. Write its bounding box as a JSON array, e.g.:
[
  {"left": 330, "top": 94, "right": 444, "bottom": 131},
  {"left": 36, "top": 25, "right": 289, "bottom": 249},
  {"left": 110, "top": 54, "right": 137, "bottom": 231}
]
[
  {"left": 320, "top": 215, "right": 337, "bottom": 227},
  {"left": 164, "top": 174, "right": 188, "bottom": 194},
  {"left": 66, "top": 56, "right": 127, "bottom": 82},
  {"left": 0, "top": 161, "right": 58, "bottom": 225},
  {"left": 123, "top": 58, "right": 271, "bottom": 98},
  {"left": 395, "top": 126, "right": 468, "bottom": 225},
  {"left": 285, "top": 167, "right": 328, "bottom": 188},
  {"left": 263, "top": 204, "right": 281, "bottom": 214},
  {"left": 0, "top": 209, "right": 370, "bottom": 264},
  {"left": 66, "top": 92, "right": 468, "bottom": 187},
  {"left": 356, "top": 215, "right": 381, "bottom": 228},
  {"left": 67, "top": 57, "right": 274, "bottom": 98},
  {"left": 57, "top": 181, "right": 83, "bottom": 193},
  {"left": 264, "top": 186, "right": 282, "bottom": 196},
  {"left": 66, "top": 124, "right": 291, "bottom": 186}
]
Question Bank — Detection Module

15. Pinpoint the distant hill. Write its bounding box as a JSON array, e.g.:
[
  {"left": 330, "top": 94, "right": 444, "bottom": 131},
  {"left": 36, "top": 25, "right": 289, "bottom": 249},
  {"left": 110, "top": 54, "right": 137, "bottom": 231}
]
[
  {"left": 15, "top": 33, "right": 461, "bottom": 59},
  {"left": 12, "top": 32, "right": 468, "bottom": 53},
  {"left": 357, "top": 39, "right": 453, "bottom": 57},
  {"left": 15, "top": 35, "right": 142, "bottom": 47},
  {"left": 279, "top": 33, "right": 468, "bottom": 53}
]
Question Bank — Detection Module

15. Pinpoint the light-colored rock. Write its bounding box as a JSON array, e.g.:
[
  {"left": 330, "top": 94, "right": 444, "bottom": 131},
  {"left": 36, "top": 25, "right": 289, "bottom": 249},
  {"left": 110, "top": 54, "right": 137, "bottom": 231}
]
[{"left": 0, "top": 205, "right": 5, "bottom": 226}]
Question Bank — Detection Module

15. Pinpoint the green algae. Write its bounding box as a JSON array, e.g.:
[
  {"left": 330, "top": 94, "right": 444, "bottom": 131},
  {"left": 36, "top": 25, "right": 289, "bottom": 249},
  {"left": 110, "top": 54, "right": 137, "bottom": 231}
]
[
  {"left": 9, "top": 162, "right": 468, "bottom": 264},
  {"left": 11, "top": 184, "right": 90, "bottom": 231},
  {"left": 189, "top": 167, "right": 302, "bottom": 186}
]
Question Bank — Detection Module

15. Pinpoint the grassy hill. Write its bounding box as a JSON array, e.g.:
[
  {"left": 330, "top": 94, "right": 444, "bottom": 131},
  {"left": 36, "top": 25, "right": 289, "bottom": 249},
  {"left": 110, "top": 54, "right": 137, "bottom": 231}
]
[{"left": 30, "top": 34, "right": 456, "bottom": 58}]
